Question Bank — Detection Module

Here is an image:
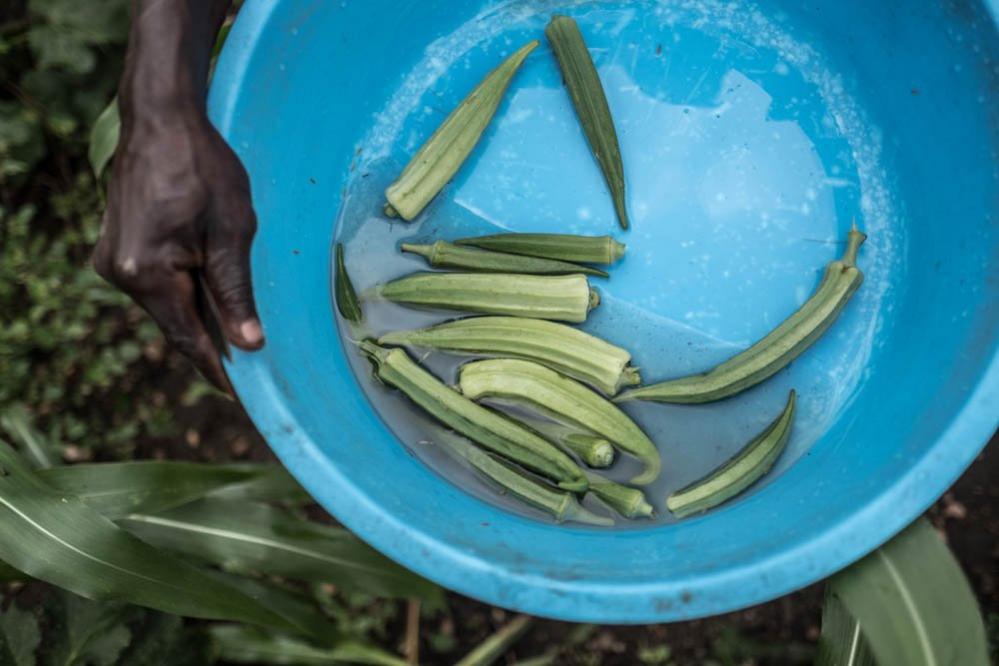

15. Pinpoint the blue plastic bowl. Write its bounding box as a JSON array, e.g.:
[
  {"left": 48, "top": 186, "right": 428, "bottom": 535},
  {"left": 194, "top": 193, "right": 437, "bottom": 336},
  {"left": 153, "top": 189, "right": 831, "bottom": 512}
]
[{"left": 211, "top": 0, "right": 999, "bottom": 622}]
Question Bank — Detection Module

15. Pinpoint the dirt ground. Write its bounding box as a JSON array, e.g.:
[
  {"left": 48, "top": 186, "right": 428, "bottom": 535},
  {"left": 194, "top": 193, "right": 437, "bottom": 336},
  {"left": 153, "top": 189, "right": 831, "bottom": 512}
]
[{"left": 171, "top": 392, "right": 997, "bottom": 665}]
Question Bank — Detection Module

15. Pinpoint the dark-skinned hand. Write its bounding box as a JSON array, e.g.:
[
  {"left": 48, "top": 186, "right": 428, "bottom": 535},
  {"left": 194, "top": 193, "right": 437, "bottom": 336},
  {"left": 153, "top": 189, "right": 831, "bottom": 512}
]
[
  {"left": 94, "top": 0, "right": 260, "bottom": 394},
  {"left": 94, "top": 112, "right": 263, "bottom": 393}
]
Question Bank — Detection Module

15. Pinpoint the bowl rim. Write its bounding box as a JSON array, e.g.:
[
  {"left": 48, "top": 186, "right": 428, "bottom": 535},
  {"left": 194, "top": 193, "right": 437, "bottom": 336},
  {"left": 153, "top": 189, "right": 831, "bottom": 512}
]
[{"left": 211, "top": 0, "right": 999, "bottom": 623}]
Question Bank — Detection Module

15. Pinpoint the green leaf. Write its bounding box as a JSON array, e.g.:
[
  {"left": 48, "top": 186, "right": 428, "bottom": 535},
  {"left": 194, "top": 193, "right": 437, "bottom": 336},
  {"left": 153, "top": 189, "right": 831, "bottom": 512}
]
[
  {"left": 201, "top": 571, "right": 336, "bottom": 645},
  {"left": 39, "top": 461, "right": 266, "bottom": 519},
  {"left": 0, "top": 441, "right": 302, "bottom": 634},
  {"left": 119, "top": 498, "right": 442, "bottom": 604},
  {"left": 115, "top": 612, "right": 211, "bottom": 666},
  {"left": 1, "top": 406, "right": 57, "bottom": 469},
  {"left": 209, "top": 625, "right": 407, "bottom": 666},
  {"left": 87, "top": 98, "right": 119, "bottom": 179},
  {"left": 205, "top": 464, "right": 312, "bottom": 505},
  {"left": 455, "top": 615, "right": 533, "bottom": 666},
  {"left": 0, "top": 604, "right": 41, "bottom": 666},
  {"left": 822, "top": 518, "right": 988, "bottom": 666},
  {"left": 26, "top": 0, "right": 129, "bottom": 74},
  {"left": 41, "top": 592, "right": 133, "bottom": 666},
  {"left": 816, "top": 592, "right": 877, "bottom": 666}
]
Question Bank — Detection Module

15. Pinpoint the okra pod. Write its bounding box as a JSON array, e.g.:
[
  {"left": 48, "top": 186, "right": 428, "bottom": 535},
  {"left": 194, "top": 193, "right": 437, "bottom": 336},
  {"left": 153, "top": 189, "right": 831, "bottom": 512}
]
[
  {"left": 458, "top": 359, "right": 661, "bottom": 484},
  {"left": 509, "top": 414, "right": 616, "bottom": 468},
  {"left": 546, "top": 16, "right": 630, "bottom": 229},
  {"left": 667, "top": 390, "right": 796, "bottom": 518},
  {"left": 401, "top": 240, "right": 608, "bottom": 277},
  {"left": 454, "top": 232, "right": 625, "bottom": 265},
  {"left": 617, "top": 227, "right": 866, "bottom": 404},
  {"left": 588, "top": 477, "right": 654, "bottom": 519},
  {"left": 378, "top": 316, "right": 639, "bottom": 395},
  {"left": 378, "top": 273, "right": 599, "bottom": 323},
  {"left": 436, "top": 431, "right": 611, "bottom": 526},
  {"left": 384, "top": 41, "right": 539, "bottom": 220},
  {"left": 360, "top": 341, "right": 587, "bottom": 491},
  {"left": 335, "top": 243, "right": 363, "bottom": 324}
]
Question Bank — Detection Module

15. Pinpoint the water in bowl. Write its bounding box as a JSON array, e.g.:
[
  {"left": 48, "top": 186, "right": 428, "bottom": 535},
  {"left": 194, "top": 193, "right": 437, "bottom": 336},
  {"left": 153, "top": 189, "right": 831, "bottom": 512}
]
[{"left": 332, "top": 0, "right": 901, "bottom": 526}]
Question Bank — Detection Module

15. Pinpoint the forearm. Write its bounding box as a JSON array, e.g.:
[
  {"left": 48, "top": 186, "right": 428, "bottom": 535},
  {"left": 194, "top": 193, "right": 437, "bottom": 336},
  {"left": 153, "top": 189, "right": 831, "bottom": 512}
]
[{"left": 120, "top": 0, "right": 232, "bottom": 126}]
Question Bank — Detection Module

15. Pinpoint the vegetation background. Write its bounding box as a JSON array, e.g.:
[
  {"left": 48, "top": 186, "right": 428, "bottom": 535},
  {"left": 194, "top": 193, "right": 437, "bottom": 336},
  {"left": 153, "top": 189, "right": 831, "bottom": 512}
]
[{"left": 1, "top": 1, "right": 995, "bottom": 663}]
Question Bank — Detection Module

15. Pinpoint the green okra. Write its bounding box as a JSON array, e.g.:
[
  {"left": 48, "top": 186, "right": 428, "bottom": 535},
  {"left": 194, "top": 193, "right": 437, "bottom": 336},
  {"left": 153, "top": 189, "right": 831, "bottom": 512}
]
[
  {"left": 510, "top": 414, "right": 616, "bottom": 468},
  {"left": 587, "top": 476, "right": 654, "bottom": 519},
  {"left": 378, "top": 273, "right": 599, "bottom": 323},
  {"left": 435, "top": 431, "right": 611, "bottom": 526},
  {"left": 378, "top": 316, "right": 639, "bottom": 395},
  {"left": 546, "top": 16, "right": 630, "bottom": 230},
  {"left": 334, "top": 243, "right": 363, "bottom": 325},
  {"left": 617, "top": 226, "right": 867, "bottom": 404},
  {"left": 458, "top": 358, "right": 661, "bottom": 485},
  {"left": 359, "top": 341, "right": 587, "bottom": 491},
  {"left": 384, "top": 41, "right": 539, "bottom": 221},
  {"left": 453, "top": 233, "right": 626, "bottom": 265},
  {"left": 401, "top": 240, "right": 608, "bottom": 277},
  {"left": 667, "top": 390, "right": 796, "bottom": 518}
]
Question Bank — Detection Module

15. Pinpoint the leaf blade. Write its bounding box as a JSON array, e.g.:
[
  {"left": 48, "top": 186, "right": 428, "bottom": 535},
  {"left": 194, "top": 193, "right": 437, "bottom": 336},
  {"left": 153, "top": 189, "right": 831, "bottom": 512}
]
[
  {"left": 39, "top": 461, "right": 267, "bottom": 520},
  {"left": 119, "top": 498, "right": 442, "bottom": 604},
  {"left": 87, "top": 96, "right": 119, "bottom": 179},
  {"left": 0, "top": 442, "right": 300, "bottom": 634},
  {"left": 209, "top": 625, "right": 407, "bottom": 666},
  {"left": 1, "top": 406, "right": 56, "bottom": 469},
  {"left": 0, "top": 603, "right": 40, "bottom": 666},
  {"left": 824, "top": 518, "right": 988, "bottom": 666}
]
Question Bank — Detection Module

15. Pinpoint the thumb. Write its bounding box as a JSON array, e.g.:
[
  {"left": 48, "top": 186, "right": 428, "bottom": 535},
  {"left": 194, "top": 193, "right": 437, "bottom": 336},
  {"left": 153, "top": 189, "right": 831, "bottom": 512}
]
[{"left": 205, "top": 196, "right": 264, "bottom": 350}]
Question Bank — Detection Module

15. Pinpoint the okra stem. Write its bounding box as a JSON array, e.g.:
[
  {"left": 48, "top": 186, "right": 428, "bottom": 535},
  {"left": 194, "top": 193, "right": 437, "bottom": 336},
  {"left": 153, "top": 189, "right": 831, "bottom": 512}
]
[
  {"left": 587, "top": 476, "right": 655, "bottom": 519},
  {"left": 458, "top": 358, "right": 662, "bottom": 485},
  {"left": 334, "top": 243, "right": 363, "bottom": 325},
  {"left": 378, "top": 272, "right": 598, "bottom": 323},
  {"left": 360, "top": 341, "right": 587, "bottom": 491},
  {"left": 435, "top": 432, "right": 611, "bottom": 526},
  {"left": 454, "top": 233, "right": 626, "bottom": 265},
  {"left": 379, "top": 316, "right": 639, "bottom": 395},
  {"left": 510, "top": 415, "right": 616, "bottom": 468},
  {"left": 667, "top": 390, "right": 796, "bottom": 518},
  {"left": 617, "top": 228, "right": 866, "bottom": 404},
  {"left": 400, "top": 240, "right": 608, "bottom": 277},
  {"left": 547, "top": 16, "right": 630, "bottom": 230},
  {"left": 384, "top": 41, "right": 539, "bottom": 220}
]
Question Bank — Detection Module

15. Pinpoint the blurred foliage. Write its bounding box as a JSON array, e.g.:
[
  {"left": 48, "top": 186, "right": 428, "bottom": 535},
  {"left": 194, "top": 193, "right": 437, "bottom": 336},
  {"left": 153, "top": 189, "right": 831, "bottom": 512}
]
[
  {"left": 1, "top": 590, "right": 211, "bottom": 666},
  {"left": 0, "top": 0, "right": 128, "bottom": 184},
  {"left": 0, "top": 185, "right": 182, "bottom": 458},
  {"left": 0, "top": 0, "right": 209, "bottom": 459}
]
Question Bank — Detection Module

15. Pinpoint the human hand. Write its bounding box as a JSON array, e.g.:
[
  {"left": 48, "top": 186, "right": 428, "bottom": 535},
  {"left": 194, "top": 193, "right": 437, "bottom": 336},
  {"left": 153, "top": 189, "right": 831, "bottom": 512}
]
[{"left": 94, "top": 111, "right": 263, "bottom": 393}]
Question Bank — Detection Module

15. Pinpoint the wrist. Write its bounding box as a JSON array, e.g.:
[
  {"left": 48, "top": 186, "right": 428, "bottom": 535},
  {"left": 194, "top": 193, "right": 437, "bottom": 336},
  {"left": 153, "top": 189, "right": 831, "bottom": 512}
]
[{"left": 119, "top": 0, "right": 223, "bottom": 125}]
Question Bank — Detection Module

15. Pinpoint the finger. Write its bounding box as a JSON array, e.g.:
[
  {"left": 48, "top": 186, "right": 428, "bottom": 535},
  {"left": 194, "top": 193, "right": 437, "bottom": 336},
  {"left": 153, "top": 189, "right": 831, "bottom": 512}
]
[
  {"left": 205, "top": 193, "right": 264, "bottom": 350},
  {"left": 135, "top": 269, "right": 234, "bottom": 396}
]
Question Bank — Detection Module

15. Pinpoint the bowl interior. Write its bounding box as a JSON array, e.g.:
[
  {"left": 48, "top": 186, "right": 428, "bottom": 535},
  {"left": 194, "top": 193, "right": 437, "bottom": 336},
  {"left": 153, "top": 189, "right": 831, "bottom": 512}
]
[{"left": 213, "top": 0, "right": 999, "bottom": 621}]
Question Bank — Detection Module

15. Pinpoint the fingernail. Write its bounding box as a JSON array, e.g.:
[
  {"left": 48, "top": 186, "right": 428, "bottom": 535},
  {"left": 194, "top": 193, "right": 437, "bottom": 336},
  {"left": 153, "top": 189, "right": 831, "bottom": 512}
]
[{"left": 240, "top": 319, "right": 264, "bottom": 346}]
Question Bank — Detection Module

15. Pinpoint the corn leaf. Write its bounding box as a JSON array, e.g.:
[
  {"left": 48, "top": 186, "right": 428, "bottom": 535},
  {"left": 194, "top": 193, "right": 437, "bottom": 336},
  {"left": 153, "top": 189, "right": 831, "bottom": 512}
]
[
  {"left": 87, "top": 97, "right": 119, "bottom": 179},
  {"left": 200, "top": 571, "right": 337, "bottom": 646},
  {"left": 816, "top": 592, "right": 877, "bottom": 666},
  {"left": 0, "top": 603, "right": 40, "bottom": 666},
  {"left": 40, "top": 592, "right": 134, "bottom": 666},
  {"left": 205, "top": 463, "right": 312, "bottom": 504},
  {"left": 210, "top": 625, "right": 406, "bottom": 666},
  {"left": 455, "top": 615, "right": 533, "bottom": 666},
  {"left": 39, "top": 461, "right": 267, "bottom": 519},
  {"left": 119, "top": 498, "right": 442, "bottom": 603},
  {"left": 0, "top": 441, "right": 303, "bottom": 634},
  {"left": 821, "top": 518, "right": 988, "bottom": 666},
  {"left": 1, "top": 407, "right": 56, "bottom": 469}
]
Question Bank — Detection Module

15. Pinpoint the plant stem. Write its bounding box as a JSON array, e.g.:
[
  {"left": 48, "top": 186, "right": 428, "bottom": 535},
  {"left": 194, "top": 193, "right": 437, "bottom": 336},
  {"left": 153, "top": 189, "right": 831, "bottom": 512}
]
[{"left": 404, "top": 599, "right": 420, "bottom": 665}]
